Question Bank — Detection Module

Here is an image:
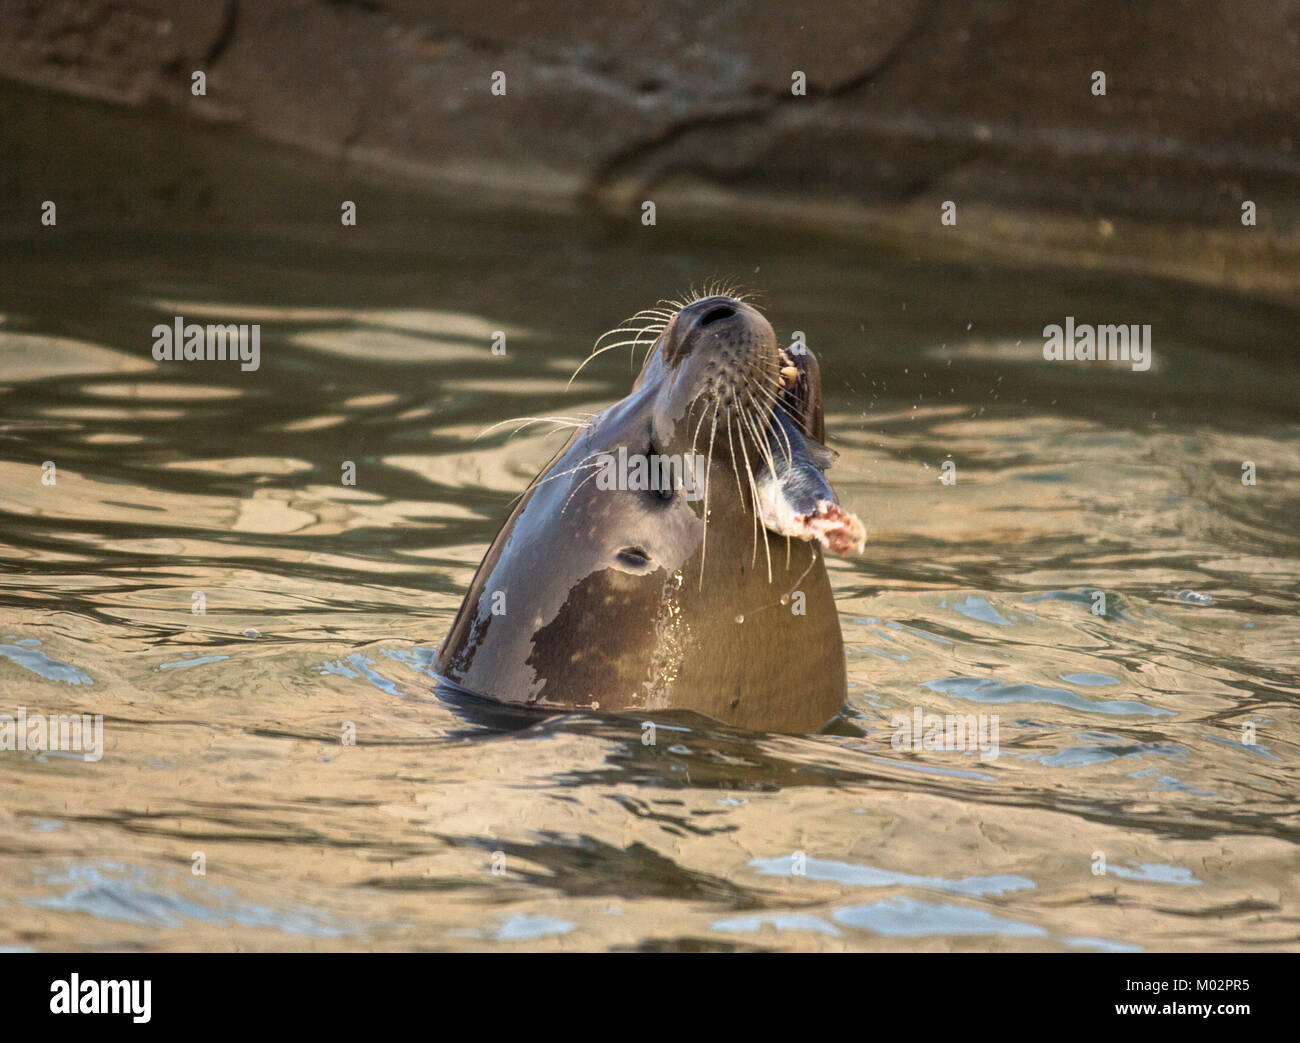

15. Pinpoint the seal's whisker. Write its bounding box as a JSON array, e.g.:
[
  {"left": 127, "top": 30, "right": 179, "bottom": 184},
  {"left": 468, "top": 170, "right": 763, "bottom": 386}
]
[
  {"left": 561, "top": 463, "right": 606, "bottom": 514},
  {"left": 595, "top": 325, "right": 665, "bottom": 353},
  {"left": 503, "top": 461, "right": 603, "bottom": 510},
  {"left": 741, "top": 385, "right": 785, "bottom": 480},
  {"left": 589, "top": 331, "right": 663, "bottom": 355},
  {"left": 505, "top": 453, "right": 606, "bottom": 506},
  {"left": 566, "top": 312, "right": 670, "bottom": 388},
  {"left": 732, "top": 396, "right": 767, "bottom": 491},
  {"left": 743, "top": 368, "right": 784, "bottom": 404},
  {"left": 689, "top": 395, "right": 714, "bottom": 458},
  {"left": 736, "top": 397, "right": 787, "bottom": 584},
  {"left": 477, "top": 415, "right": 593, "bottom": 440},
  {"left": 745, "top": 369, "right": 795, "bottom": 413},
  {"left": 738, "top": 389, "right": 785, "bottom": 501},
  {"left": 743, "top": 376, "right": 800, "bottom": 465},
  {"left": 531, "top": 455, "right": 604, "bottom": 484},
  {"left": 697, "top": 399, "right": 721, "bottom": 591},
  {"left": 746, "top": 442, "right": 774, "bottom": 584},
  {"left": 594, "top": 336, "right": 660, "bottom": 351},
  {"left": 746, "top": 370, "right": 800, "bottom": 424},
  {"left": 678, "top": 279, "right": 755, "bottom": 307},
  {"left": 731, "top": 405, "right": 773, "bottom": 582},
  {"left": 726, "top": 409, "right": 762, "bottom": 571},
  {"left": 619, "top": 318, "right": 671, "bottom": 340},
  {"left": 594, "top": 319, "right": 667, "bottom": 343},
  {"left": 567, "top": 333, "right": 662, "bottom": 388},
  {"left": 639, "top": 331, "right": 667, "bottom": 371},
  {"left": 721, "top": 408, "right": 747, "bottom": 509},
  {"left": 687, "top": 412, "right": 705, "bottom": 509}
]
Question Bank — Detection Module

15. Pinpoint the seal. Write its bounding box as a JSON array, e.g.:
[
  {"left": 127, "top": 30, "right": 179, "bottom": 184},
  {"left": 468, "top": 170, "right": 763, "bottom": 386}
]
[{"left": 436, "top": 291, "right": 864, "bottom": 733}]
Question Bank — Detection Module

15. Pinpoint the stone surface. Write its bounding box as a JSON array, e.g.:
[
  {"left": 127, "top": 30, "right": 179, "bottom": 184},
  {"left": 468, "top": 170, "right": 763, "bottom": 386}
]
[{"left": 1, "top": 0, "right": 1297, "bottom": 288}]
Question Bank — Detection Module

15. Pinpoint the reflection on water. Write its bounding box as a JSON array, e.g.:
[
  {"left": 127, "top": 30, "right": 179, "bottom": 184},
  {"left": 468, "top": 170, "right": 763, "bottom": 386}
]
[{"left": 0, "top": 200, "right": 1297, "bottom": 951}]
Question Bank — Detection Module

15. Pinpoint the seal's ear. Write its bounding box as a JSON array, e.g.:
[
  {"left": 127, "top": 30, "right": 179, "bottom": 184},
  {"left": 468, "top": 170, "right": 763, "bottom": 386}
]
[{"left": 781, "top": 341, "right": 825, "bottom": 443}]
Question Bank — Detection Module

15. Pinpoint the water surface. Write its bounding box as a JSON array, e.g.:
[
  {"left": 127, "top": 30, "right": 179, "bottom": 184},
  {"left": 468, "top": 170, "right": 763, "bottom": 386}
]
[{"left": 1, "top": 198, "right": 1297, "bottom": 951}]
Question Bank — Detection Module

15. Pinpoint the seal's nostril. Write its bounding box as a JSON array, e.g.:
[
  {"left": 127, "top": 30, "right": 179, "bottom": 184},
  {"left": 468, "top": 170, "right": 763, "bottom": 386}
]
[
  {"left": 617, "top": 545, "right": 653, "bottom": 567},
  {"left": 698, "top": 304, "right": 736, "bottom": 328}
]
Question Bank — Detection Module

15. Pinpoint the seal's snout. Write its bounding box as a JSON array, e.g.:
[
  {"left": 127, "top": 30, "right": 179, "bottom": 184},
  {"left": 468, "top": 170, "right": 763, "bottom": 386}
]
[
  {"left": 663, "top": 295, "right": 776, "bottom": 368},
  {"left": 663, "top": 295, "right": 747, "bottom": 361},
  {"left": 651, "top": 293, "right": 783, "bottom": 437}
]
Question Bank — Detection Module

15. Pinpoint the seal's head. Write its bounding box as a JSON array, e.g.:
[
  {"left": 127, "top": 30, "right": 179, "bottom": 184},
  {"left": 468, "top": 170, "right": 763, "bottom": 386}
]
[
  {"left": 437, "top": 289, "right": 862, "bottom": 733},
  {"left": 646, "top": 295, "right": 781, "bottom": 444}
]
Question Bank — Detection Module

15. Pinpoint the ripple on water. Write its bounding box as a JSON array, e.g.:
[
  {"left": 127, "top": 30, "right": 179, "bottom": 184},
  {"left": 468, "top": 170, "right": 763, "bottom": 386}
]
[
  {"left": 1104, "top": 863, "right": 1201, "bottom": 886},
  {"left": 921, "top": 677, "right": 1174, "bottom": 717},
  {"left": 710, "top": 912, "right": 842, "bottom": 938},
  {"left": 1, "top": 213, "right": 1296, "bottom": 953},
  {"left": 0, "top": 642, "right": 93, "bottom": 685},
  {"left": 749, "top": 855, "right": 1036, "bottom": 897},
  {"left": 948, "top": 595, "right": 1018, "bottom": 626},
  {"left": 832, "top": 898, "right": 1047, "bottom": 938},
  {"left": 488, "top": 914, "right": 576, "bottom": 942},
  {"left": 26, "top": 862, "right": 351, "bottom": 938}
]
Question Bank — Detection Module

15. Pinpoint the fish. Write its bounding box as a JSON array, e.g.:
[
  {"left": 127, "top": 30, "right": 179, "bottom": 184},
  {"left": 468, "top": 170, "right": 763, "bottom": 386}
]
[{"left": 755, "top": 344, "right": 866, "bottom": 556}]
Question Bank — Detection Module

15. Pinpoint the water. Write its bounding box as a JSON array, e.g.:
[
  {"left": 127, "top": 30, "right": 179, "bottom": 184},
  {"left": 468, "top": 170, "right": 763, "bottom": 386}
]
[{"left": 1, "top": 185, "right": 1298, "bottom": 952}]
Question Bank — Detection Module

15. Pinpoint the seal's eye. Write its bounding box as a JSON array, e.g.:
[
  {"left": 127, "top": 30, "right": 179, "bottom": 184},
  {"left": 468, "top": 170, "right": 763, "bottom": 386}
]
[{"left": 647, "top": 441, "right": 674, "bottom": 501}]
